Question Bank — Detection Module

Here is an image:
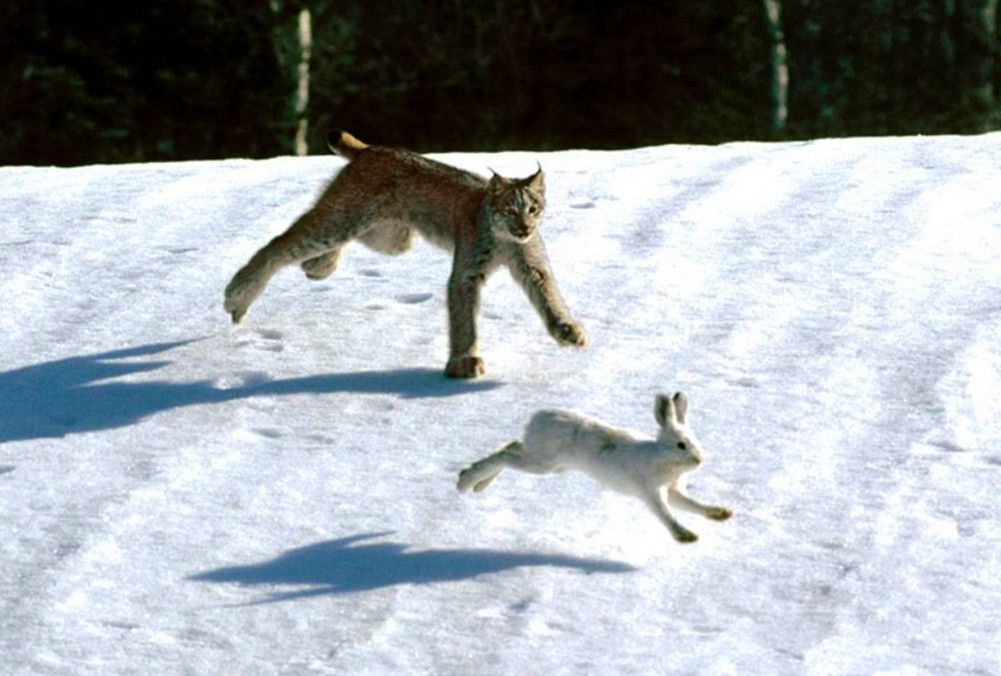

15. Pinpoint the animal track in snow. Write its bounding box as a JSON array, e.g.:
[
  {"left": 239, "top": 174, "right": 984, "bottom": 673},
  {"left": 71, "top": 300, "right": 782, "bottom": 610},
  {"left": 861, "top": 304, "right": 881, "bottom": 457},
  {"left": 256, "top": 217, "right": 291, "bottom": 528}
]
[
  {"left": 395, "top": 292, "right": 433, "bottom": 305},
  {"left": 365, "top": 293, "right": 433, "bottom": 311},
  {"left": 234, "top": 328, "right": 284, "bottom": 352},
  {"left": 214, "top": 371, "right": 271, "bottom": 390}
]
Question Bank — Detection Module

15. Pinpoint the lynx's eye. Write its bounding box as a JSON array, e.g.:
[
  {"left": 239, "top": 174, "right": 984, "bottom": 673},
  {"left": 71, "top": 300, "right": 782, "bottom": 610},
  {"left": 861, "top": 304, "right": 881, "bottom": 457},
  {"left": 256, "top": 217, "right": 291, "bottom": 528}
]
[
  {"left": 528, "top": 205, "right": 539, "bottom": 215},
  {"left": 677, "top": 442, "right": 687, "bottom": 450}
]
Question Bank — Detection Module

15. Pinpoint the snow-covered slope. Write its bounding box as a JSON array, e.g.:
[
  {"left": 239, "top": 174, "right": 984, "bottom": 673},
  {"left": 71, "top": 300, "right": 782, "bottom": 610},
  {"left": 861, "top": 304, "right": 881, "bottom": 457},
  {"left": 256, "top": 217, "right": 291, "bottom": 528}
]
[{"left": 2, "top": 135, "right": 1000, "bottom": 674}]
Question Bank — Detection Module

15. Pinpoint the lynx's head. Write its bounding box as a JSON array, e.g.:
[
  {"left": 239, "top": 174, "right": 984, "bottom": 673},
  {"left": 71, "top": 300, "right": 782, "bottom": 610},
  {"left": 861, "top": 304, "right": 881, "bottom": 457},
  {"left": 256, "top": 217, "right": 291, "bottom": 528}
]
[{"left": 486, "top": 165, "right": 546, "bottom": 243}]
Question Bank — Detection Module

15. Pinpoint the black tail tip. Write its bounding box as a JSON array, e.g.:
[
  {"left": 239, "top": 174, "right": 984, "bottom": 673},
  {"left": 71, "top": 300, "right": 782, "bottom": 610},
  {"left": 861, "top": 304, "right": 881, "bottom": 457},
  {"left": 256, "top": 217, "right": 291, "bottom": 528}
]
[{"left": 326, "top": 130, "right": 340, "bottom": 147}]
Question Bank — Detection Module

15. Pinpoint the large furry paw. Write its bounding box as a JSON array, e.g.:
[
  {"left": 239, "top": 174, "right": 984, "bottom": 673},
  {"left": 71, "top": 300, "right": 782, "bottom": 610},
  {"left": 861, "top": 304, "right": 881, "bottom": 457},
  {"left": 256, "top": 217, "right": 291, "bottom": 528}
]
[
  {"left": 705, "top": 506, "right": 733, "bottom": 521},
  {"left": 301, "top": 253, "right": 339, "bottom": 280},
  {"left": 552, "top": 320, "right": 587, "bottom": 347},
  {"left": 445, "top": 355, "right": 485, "bottom": 379},
  {"left": 223, "top": 276, "right": 254, "bottom": 324}
]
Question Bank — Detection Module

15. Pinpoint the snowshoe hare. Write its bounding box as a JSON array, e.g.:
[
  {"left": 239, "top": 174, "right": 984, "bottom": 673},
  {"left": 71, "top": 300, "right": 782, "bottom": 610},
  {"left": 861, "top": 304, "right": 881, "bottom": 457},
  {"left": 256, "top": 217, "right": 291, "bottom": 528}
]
[{"left": 457, "top": 392, "right": 731, "bottom": 543}]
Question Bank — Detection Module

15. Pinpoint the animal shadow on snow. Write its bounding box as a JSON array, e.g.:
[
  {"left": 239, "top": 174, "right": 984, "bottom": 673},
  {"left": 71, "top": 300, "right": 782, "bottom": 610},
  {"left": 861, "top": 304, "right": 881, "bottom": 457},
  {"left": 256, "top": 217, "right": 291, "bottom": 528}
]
[
  {"left": 0, "top": 339, "right": 502, "bottom": 444},
  {"left": 188, "top": 532, "right": 636, "bottom": 604}
]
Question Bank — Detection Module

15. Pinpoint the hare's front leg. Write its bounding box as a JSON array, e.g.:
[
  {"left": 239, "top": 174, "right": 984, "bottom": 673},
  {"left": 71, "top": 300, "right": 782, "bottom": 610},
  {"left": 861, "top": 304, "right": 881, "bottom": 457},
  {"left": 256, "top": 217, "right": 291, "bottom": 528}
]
[
  {"left": 642, "top": 490, "right": 698, "bottom": 543},
  {"left": 668, "top": 487, "right": 732, "bottom": 521}
]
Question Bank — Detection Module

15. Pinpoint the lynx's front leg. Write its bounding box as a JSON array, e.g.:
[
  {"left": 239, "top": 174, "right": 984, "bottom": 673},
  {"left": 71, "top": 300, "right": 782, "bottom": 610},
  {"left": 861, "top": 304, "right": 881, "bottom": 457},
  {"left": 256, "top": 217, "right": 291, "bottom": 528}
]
[
  {"left": 508, "top": 239, "right": 587, "bottom": 347},
  {"left": 445, "top": 264, "right": 485, "bottom": 379}
]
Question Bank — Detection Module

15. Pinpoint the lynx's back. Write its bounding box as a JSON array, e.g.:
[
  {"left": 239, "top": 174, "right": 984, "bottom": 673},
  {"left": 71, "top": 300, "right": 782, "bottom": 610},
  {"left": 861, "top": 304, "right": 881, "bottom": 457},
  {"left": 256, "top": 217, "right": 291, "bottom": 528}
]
[{"left": 322, "top": 133, "right": 489, "bottom": 250}]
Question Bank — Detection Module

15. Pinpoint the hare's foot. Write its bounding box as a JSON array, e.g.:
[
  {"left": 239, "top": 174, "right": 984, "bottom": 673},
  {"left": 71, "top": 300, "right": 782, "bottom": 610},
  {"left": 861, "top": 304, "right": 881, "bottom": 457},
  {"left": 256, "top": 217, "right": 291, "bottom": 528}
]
[
  {"left": 457, "top": 463, "right": 500, "bottom": 492},
  {"left": 705, "top": 506, "right": 733, "bottom": 521},
  {"left": 672, "top": 527, "right": 698, "bottom": 544}
]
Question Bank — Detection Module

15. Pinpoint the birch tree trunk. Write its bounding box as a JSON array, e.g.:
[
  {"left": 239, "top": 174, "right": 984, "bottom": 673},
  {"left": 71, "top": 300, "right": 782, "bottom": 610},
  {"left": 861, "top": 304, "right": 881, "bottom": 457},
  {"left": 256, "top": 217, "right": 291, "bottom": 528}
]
[
  {"left": 763, "top": 0, "right": 789, "bottom": 134},
  {"left": 294, "top": 8, "right": 312, "bottom": 156}
]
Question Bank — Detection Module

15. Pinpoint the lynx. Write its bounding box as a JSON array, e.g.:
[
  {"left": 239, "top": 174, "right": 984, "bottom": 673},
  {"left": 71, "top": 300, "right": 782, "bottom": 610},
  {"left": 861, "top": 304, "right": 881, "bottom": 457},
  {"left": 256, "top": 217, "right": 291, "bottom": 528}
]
[{"left": 224, "top": 131, "right": 587, "bottom": 378}]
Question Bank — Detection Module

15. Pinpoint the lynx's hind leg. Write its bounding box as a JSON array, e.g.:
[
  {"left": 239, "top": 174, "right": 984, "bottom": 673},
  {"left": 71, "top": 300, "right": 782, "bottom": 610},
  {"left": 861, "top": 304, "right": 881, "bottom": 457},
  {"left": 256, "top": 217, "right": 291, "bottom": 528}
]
[
  {"left": 224, "top": 210, "right": 355, "bottom": 323},
  {"left": 457, "top": 441, "right": 523, "bottom": 492}
]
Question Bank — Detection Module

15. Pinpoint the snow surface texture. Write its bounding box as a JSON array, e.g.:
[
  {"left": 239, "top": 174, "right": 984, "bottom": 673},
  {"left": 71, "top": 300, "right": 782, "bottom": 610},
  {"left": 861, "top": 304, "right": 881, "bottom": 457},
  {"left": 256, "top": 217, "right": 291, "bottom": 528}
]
[{"left": 2, "top": 135, "right": 1000, "bottom": 674}]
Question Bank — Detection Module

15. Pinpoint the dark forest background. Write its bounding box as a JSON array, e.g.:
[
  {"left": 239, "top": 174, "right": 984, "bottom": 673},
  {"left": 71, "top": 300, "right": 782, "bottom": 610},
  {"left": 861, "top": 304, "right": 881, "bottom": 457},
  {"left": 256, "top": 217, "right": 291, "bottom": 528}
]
[{"left": 2, "top": 1, "right": 999, "bottom": 166}]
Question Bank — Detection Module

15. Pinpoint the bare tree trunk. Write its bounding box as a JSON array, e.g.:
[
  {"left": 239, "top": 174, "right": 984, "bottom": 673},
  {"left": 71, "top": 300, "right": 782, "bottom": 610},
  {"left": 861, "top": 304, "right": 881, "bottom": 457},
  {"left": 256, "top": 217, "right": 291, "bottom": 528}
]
[
  {"left": 763, "top": 0, "right": 789, "bottom": 134},
  {"left": 294, "top": 8, "right": 312, "bottom": 156},
  {"left": 968, "top": 0, "right": 997, "bottom": 106}
]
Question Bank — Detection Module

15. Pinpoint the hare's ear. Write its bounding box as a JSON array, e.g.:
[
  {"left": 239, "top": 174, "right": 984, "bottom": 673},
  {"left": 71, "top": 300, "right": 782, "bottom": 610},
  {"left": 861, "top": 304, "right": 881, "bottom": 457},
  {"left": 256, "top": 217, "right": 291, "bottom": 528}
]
[
  {"left": 672, "top": 392, "right": 689, "bottom": 425},
  {"left": 655, "top": 393, "right": 675, "bottom": 427}
]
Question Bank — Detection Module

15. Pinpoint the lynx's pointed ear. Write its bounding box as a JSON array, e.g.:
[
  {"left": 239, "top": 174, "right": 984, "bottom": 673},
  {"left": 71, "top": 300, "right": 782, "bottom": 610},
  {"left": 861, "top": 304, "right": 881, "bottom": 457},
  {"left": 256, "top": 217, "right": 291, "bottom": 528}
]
[
  {"left": 488, "top": 169, "right": 509, "bottom": 194},
  {"left": 672, "top": 391, "right": 689, "bottom": 425},
  {"left": 525, "top": 162, "right": 545, "bottom": 192},
  {"left": 655, "top": 393, "right": 676, "bottom": 428}
]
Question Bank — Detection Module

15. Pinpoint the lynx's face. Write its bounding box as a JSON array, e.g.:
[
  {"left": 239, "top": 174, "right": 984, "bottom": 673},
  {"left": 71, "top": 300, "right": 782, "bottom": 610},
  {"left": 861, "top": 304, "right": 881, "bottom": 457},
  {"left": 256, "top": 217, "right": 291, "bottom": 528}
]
[{"left": 488, "top": 167, "right": 546, "bottom": 243}]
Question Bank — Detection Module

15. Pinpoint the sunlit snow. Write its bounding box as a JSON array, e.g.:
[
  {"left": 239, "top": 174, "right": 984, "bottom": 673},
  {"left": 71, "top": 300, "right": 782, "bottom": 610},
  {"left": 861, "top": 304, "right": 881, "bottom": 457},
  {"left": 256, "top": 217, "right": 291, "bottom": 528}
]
[{"left": 2, "top": 135, "right": 1000, "bottom": 674}]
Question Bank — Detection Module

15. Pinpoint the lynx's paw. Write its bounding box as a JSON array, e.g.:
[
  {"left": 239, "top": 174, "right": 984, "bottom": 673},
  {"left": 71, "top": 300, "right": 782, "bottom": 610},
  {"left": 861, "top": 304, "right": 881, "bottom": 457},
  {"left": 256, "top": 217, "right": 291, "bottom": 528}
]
[
  {"left": 552, "top": 320, "right": 587, "bottom": 347},
  {"left": 445, "top": 355, "right": 485, "bottom": 379},
  {"left": 301, "top": 252, "right": 340, "bottom": 280},
  {"left": 224, "top": 274, "right": 258, "bottom": 324}
]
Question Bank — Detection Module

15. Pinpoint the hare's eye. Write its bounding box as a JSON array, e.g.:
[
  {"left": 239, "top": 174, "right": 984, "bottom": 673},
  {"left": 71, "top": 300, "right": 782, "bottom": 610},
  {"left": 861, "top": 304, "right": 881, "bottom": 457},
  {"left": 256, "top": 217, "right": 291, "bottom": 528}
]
[{"left": 677, "top": 442, "right": 687, "bottom": 450}]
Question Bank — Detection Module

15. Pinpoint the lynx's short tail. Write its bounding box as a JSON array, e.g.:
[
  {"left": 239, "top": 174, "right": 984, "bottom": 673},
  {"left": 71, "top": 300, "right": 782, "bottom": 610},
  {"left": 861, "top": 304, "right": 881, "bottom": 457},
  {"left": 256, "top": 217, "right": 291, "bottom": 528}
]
[{"left": 327, "top": 130, "right": 369, "bottom": 160}]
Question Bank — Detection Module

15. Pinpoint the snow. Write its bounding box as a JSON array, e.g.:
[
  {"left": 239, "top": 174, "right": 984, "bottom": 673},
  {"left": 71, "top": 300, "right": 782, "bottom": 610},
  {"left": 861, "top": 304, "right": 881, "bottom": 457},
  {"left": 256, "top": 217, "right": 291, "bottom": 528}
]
[{"left": 2, "top": 134, "right": 1001, "bottom": 674}]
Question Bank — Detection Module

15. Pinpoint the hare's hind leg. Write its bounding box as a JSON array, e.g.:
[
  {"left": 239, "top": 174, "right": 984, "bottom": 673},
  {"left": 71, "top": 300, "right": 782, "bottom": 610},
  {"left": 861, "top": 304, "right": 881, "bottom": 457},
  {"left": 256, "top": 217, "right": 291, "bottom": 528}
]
[{"left": 457, "top": 441, "right": 524, "bottom": 492}]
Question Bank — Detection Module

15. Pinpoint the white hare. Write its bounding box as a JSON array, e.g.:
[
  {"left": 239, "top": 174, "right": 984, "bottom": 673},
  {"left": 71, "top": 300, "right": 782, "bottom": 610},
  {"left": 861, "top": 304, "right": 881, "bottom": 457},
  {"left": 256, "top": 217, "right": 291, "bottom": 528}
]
[{"left": 457, "top": 392, "right": 731, "bottom": 543}]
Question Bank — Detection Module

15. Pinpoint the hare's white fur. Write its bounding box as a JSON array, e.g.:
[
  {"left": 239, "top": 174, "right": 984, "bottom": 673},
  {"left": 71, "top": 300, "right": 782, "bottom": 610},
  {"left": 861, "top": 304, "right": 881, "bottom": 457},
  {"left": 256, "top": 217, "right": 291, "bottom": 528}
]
[{"left": 457, "top": 392, "right": 731, "bottom": 543}]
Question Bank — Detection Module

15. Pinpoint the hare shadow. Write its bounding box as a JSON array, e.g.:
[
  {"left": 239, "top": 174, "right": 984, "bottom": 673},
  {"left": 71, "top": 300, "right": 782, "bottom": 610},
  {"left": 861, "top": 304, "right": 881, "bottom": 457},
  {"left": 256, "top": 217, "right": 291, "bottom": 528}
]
[
  {"left": 188, "top": 532, "right": 637, "bottom": 604},
  {"left": 0, "top": 339, "right": 503, "bottom": 444}
]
